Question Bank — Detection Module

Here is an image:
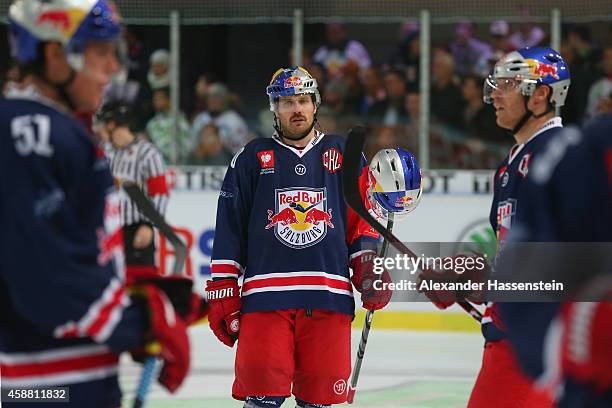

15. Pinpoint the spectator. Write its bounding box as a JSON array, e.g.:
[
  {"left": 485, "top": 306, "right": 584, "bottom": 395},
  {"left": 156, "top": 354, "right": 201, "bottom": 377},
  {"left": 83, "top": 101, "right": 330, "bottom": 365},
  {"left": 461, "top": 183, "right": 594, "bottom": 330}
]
[
  {"left": 190, "top": 73, "right": 213, "bottom": 119},
  {"left": 387, "top": 23, "right": 421, "bottom": 87},
  {"left": 186, "top": 123, "right": 233, "bottom": 166},
  {"left": 487, "top": 20, "right": 516, "bottom": 71},
  {"left": 191, "top": 82, "right": 249, "bottom": 154},
  {"left": 323, "top": 79, "right": 359, "bottom": 134},
  {"left": 123, "top": 27, "right": 148, "bottom": 83},
  {"left": 509, "top": 6, "right": 545, "bottom": 49},
  {"left": 430, "top": 49, "right": 464, "bottom": 129},
  {"left": 586, "top": 46, "right": 612, "bottom": 118},
  {"left": 304, "top": 62, "right": 328, "bottom": 97},
  {"left": 313, "top": 22, "right": 371, "bottom": 79},
  {"left": 315, "top": 105, "right": 339, "bottom": 135},
  {"left": 461, "top": 75, "right": 508, "bottom": 145},
  {"left": 399, "top": 89, "right": 420, "bottom": 153},
  {"left": 367, "top": 68, "right": 408, "bottom": 126},
  {"left": 103, "top": 36, "right": 142, "bottom": 105},
  {"left": 147, "top": 49, "right": 170, "bottom": 90},
  {"left": 450, "top": 21, "right": 491, "bottom": 77},
  {"left": 563, "top": 25, "right": 603, "bottom": 124},
  {"left": 360, "top": 66, "right": 386, "bottom": 116},
  {"left": 145, "top": 87, "right": 191, "bottom": 163}
]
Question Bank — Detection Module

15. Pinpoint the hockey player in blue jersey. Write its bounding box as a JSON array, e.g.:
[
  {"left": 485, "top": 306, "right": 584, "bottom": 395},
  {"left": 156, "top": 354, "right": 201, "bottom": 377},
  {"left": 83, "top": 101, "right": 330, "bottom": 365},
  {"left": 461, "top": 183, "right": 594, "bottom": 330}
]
[
  {"left": 205, "top": 66, "right": 392, "bottom": 408},
  {"left": 497, "top": 114, "right": 612, "bottom": 407},
  {"left": 0, "top": 1, "right": 192, "bottom": 406},
  {"left": 420, "top": 47, "right": 571, "bottom": 407}
]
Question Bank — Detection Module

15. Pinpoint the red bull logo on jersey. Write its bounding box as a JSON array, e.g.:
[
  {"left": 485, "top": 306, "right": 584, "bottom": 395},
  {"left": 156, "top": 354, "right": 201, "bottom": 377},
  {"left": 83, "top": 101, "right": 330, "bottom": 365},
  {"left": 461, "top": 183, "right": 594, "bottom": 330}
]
[
  {"left": 266, "top": 187, "right": 332, "bottom": 249},
  {"left": 284, "top": 76, "right": 302, "bottom": 88},
  {"left": 526, "top": 59, "right": 560, "bottom": 80}
]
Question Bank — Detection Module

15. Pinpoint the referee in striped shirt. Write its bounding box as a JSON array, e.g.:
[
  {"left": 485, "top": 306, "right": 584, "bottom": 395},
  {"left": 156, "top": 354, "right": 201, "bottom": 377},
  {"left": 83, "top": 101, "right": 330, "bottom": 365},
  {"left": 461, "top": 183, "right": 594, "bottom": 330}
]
[{"left": 95, "top": 101, "right": 169, "bottom": 268}]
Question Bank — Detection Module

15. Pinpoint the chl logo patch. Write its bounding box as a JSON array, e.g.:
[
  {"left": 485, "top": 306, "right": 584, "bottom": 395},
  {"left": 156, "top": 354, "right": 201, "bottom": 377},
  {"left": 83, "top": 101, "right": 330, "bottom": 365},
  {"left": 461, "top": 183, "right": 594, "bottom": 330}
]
[
  {"left": 333, "top": 379, "right": 347, "bottom": 395},
  {"left": 322, "top": 148, "right": 342, "bottom": 173},
  {"left": 257, "top": 150, "right": 275, "bottom": 175},
  {"left": 265, "top": 187, "right": 333, "bottom": 249}
]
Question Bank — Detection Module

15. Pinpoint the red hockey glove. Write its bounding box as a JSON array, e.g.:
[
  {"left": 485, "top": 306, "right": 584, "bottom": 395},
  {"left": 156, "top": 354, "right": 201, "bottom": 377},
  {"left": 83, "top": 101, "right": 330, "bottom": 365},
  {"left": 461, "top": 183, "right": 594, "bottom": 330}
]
[
  {"left": 417, "top": 253, "right": 487, "bottom": 310},
  {"left": 561, "top": 300, "right": 612, "bottom": 391},
  {"left": 205, "top": 279, "right": 241, "bottom": 347},
  {"left": 131, "top": 284, "right": 190, "bottom": 393},
  {"left": 351, "top": 251, "right": 392, "bottom": 311}
]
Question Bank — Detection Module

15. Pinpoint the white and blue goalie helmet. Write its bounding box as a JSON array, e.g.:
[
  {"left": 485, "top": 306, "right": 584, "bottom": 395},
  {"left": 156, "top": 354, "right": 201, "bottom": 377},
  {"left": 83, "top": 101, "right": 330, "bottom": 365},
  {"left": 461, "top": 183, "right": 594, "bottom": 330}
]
[{"left": 368, "top": 148, "right": 423, "bottom": 221}]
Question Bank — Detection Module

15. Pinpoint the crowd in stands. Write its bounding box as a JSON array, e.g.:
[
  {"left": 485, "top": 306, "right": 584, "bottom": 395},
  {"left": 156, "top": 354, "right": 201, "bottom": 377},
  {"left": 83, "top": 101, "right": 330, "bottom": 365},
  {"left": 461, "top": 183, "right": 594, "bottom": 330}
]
[{"left": 4, "top": 17, "right": 611, "bottom": 169}]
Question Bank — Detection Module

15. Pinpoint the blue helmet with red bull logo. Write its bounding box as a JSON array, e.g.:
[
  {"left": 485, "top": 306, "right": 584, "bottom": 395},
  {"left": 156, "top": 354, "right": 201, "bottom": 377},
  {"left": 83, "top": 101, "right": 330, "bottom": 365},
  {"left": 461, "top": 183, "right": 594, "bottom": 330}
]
[
  {"left": 9, "top": 0, "right": 121, "bottom": 72},
  {"left": 484, "top": 46, "right": 570, "bottom": 108},
  {"left": 266, "top": 66, "right": 321, "bottom": 112},
  {"left": 368, "top": 148, "right": 423, "bottom": 221}
]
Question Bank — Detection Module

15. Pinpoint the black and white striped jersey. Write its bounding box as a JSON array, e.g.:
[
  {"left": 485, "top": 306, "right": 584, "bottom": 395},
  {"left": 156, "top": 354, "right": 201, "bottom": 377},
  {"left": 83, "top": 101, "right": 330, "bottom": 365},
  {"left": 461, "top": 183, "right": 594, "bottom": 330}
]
[{"left": 106, "top": 138, "right": 169, "bottom": 226}]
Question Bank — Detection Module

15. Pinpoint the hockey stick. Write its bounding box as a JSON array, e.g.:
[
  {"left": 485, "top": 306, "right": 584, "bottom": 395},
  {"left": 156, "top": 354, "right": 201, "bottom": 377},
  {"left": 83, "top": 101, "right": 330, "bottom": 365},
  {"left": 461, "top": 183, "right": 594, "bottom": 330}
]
[
  {"left": 341, "top": 126, "right": 483, "bottom": 323},
  {"left": 347, "top": 214, "right": 394, "bottom": 404},
  {"left": 122, "top": 181, "right": 188, "bottom": 408},
  {"left": 122, "top": 182, "right": 187, "bottom": 275}
]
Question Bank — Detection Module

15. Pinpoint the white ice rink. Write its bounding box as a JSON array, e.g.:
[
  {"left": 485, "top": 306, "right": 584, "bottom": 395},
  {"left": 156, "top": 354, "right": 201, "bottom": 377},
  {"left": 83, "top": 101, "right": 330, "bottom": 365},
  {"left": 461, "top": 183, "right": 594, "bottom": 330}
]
[{"left": 120, "top": 325, "right": 484, "bottom": 407}]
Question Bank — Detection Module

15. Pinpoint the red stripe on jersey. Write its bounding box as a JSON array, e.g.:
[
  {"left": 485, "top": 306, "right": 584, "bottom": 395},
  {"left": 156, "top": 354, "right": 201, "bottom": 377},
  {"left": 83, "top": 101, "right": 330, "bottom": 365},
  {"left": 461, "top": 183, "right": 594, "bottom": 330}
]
[
  {"left": 147, "top": 174, "right": 169, "bottom": 196},
  {"left": 1, "top": 352, "right": 118, "bottom": 377},
  {"left": 211, "top": 263, "right": 241, "bottom": 277},
  {"left": 86, "top": 286, "right": 126, "bottom": 339},
  {"left": 242, "top": 276, "right": 352, "bottom": 293}
]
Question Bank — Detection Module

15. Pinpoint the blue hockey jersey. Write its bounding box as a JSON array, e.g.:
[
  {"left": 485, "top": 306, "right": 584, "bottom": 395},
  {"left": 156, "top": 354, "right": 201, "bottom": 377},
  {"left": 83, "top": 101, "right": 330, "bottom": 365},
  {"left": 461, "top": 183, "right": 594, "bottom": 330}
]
[
  {"left": 498, "top": 114, "right": 612, "bottom": 382},
  {"left": 0, "top": 90, "right": 144, "bottom": 390},
  {"left": 483, "top": 117, "right": 565, "bottom": 342},
  {"left": 211, "top": 131, "right": 379, "bottom": 316}
]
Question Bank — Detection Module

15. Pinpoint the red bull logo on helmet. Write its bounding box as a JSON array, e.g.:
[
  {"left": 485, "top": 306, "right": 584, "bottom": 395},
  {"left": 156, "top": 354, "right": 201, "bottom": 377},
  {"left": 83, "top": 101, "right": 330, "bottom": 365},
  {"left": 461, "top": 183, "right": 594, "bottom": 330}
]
[
  {"left": 284, "top": 76, "right": 302, "bottom": 89},
  {"left": 526, "top": 59, "right": 560, "bottom": 80},
  {"left": 35, "top": 8, "right": 87, "bottom": 37},
  {"left": 395, "top": 195, "right": 414, "bottom": 207},
  {"left": 266, "top": 187, "right": 332, "bottom": 249}
]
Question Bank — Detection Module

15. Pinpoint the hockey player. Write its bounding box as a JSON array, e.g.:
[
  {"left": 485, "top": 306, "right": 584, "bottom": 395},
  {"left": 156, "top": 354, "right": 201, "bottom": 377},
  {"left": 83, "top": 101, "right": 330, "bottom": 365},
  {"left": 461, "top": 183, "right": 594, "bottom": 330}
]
[
  {"left": 420, "top": 47, "right": 571, "bottom": 407},
  {"left": 205, "top": 66, "right": 392, "bottom": 408},
  {"left": 0, "top": 1, "right": 191, "bottom": 406},
  {"left": 497, "top": 114, "right": 612, "bottom": 407},
  {"left": 95, "top": 100, "right": 169, "bottom": 269}
]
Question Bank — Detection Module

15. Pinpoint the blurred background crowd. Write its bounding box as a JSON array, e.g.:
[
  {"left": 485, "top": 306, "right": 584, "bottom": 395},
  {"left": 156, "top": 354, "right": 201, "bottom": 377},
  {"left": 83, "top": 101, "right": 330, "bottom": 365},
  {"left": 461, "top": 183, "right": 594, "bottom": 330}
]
[{"left": 1, "top": 3, "right": 612, "bottom": 169}]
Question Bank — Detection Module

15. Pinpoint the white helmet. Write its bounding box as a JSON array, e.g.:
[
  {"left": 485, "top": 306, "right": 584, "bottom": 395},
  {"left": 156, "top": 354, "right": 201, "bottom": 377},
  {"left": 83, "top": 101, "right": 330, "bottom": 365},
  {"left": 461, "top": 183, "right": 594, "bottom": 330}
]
[
  {"left": 368, "top": 148, "right": 423, "bottom": 221},
  {"left": 9, "top": 0, "right": 122, "bottom": 72}
]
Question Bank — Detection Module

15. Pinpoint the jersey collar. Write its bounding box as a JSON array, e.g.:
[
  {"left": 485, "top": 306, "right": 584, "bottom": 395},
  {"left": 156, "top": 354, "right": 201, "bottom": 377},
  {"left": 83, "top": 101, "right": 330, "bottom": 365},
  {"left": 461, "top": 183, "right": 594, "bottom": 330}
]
[
  {"left": 5, "top": 84, "right": 70, "bottom": 115},
  {"left": 272, "top": 129, "right": 325, "bottom": 157},
  {"left": 508, "top": 116, "right": 562, "bottom": 165}
]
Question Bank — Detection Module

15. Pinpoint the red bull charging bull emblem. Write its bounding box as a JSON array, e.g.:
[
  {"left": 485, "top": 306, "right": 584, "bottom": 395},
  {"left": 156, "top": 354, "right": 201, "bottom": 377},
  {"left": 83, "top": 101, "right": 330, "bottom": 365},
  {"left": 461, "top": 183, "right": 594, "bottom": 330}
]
[
  {"left": 284, "top": 76, "right": 302, "bottom": 89},
  {"left": 35, "top": 8, "right": 85, "bottom": 36},
  {"left": 265, "top": 187, "right": 333, "bottom": 249},
  {"left": 526, "top": 59, "right": 560, "bottom": 80}
]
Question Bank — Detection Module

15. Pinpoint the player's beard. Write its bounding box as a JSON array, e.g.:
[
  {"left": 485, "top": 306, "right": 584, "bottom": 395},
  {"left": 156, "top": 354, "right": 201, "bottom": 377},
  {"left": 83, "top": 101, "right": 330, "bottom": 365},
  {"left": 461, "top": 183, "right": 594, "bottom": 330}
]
[{"left": 281, "top": 116, "right": 315, "bottom": 141}]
